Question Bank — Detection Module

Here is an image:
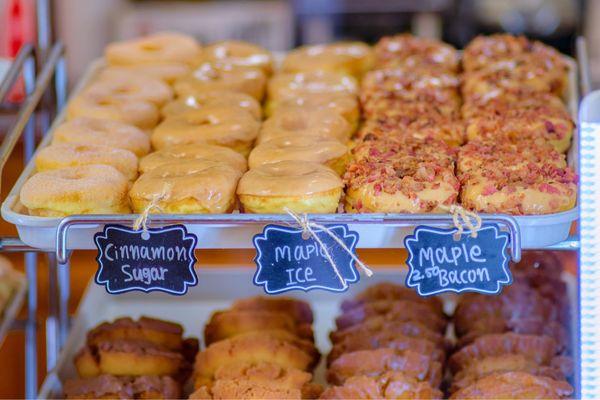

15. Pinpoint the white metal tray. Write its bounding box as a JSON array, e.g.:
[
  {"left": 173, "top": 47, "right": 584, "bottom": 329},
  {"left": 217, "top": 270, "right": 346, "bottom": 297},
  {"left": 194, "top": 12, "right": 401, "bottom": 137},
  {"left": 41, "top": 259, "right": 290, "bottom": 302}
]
[
  {"left": 37, "top": 267, "right": 579, "bottom": 398},
  {"left": 0, "top": 270, "right": 26, "bottom": 347},
  {"left": 1, "top": 59, "right": 580, "bottom": 252}
]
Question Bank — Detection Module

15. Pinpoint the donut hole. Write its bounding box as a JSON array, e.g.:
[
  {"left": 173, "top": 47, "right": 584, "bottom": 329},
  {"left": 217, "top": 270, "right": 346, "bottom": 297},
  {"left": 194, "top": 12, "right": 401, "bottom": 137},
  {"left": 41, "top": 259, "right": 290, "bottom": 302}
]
[{"left": 280, "top": 115, "right": 308, "bottom": 131}]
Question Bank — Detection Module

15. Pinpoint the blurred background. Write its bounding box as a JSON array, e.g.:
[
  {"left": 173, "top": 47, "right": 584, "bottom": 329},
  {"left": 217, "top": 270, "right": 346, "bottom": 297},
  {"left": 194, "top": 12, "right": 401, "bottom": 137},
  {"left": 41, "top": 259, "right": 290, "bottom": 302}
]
[{"left": 0, "top": 0, "right": 598, "bottom": 88}]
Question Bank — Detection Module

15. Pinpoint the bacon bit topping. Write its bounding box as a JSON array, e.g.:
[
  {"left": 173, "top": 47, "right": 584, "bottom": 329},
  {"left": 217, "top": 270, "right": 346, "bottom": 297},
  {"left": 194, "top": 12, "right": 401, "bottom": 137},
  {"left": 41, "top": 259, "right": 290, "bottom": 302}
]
[{"left": 482, "top": 185, "right": 497, "bottom": 196}]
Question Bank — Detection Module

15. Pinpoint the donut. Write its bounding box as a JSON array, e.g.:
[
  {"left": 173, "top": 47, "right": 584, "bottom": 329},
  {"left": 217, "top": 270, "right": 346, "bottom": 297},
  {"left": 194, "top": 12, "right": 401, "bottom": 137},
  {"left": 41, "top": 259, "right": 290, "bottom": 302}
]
[
  {"left": 231, "top": 296, "right": 314, "bottom": 324},
  {"left": 281, "top": 42, "right": 373, "bottom": 77},
  {"left": 53, "top": 117, "right": 150, "bottom": 157},
  {"left": 249, "top": 135, "right": 350, "bottom": 175},
  {"left": 320, "top": 371, "right": 443, "bottom": 400},
  {"left": 20, "top": 165, "right": 130, "bottom": 216},
  {"left": 64, "top": 375, "right": 181, "bottom": 399},
  {"left": 204, "top": 309, "right": 314, "bottom": 344},
  {"left": 264, "top": 93, "right": 359, "bottom": 130},
  {"left": 463, "top": 34, "right": 567, "bottom": 73},
  {"left": 67, "top": 90, "right": 159, "bottom": 130},
  {"left": 211, "top": 361, "right": 313, "bottom": 390},
  {"left": 237, "top": 161, "right": 343, "bottom": 214},
  {"left": 373, "top": 34, "right": 459, "bottom": 71},
  {"left": 461, "top": 92, "right": 566, "bottom": 119},
  {"left": 151, "top": 107, "right": 260, "bottom": 156},
  {"left": 105, "top": 31, "right": 201, "bottom": 66},
  {"left": 161, "top": 90, "right": 261, "bottom": 120},
  {"left": 258, "top": 108, "right": 352, "bottom": 144},
  {"left": 362, "top": 96, "right": 459, "bottom": 121},
  {"left": 174, "top": 63, "right": 266, "bottom": 100},
  {"left": 201, "top": 40, "right": 273, "bottom": 75},
  {"left": 344, "top": 137, "right": 459, "bottom": 213},
  {"left": 100, "top": 63, "right": 191, "bottom": 84},
  {"left": 267, "top": 71, "right": 358, "bottom": 101},
  {"left": 75, "top": 339, "right": 184, "bottom": 378},
  {"left": 449, "top": 371, "right": 573, "bottom": 400},
  {"left": 86, "top": 73, "right": 173, "bottom": 107},
  {"left": 129, "top": 160, "right": 242, "bottom": 214},
  {"left": 190, "top": 379, "right": 308, "bottom": 400},
  {"left": 35, "top": 143, "right": 138, "bottom": 180},
  {"left": 139, "top": 144, "right": 247, "bottom": 174},
  {"left": 327, "top": 348, "right": 442, "bottom": 387}
]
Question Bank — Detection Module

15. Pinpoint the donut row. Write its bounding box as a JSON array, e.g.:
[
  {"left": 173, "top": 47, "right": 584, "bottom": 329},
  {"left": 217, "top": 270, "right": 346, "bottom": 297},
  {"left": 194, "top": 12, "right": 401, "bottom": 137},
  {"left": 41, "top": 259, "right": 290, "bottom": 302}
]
[{"left": 322, "top": 283, "right": 447, "bottom": 399}]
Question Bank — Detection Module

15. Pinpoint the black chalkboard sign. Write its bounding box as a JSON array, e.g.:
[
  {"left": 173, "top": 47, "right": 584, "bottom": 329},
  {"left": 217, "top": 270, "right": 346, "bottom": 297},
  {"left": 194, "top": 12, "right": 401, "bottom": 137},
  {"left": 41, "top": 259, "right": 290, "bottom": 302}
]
[
  {"left": 405, "top": 224, "right": 511, "bottom": 296},
  {"left": 94, "top": 224, "right": 198, "bottom": 295},
  {"left": 253, "top": 224, "right": 360, "bottom": 294}
]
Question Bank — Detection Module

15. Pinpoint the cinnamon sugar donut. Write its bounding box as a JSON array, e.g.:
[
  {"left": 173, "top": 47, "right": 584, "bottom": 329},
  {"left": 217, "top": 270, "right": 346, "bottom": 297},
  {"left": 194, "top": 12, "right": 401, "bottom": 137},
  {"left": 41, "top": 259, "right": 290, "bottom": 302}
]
[
  {"left": 282, "top": 42, "right": 373, "bottom": 77},
  {"left": 35, "top": 143, "right": 138, "bottom": 180},
  {"left": 139, "top": 144, "right": 247, "bottom": 174},
  {"left": 67, "top": 90, "right": 159, "bottom": 130},
  {"left": 231, "top": 296, "right": 314, "bottom": 324},
  {"left": 64, "top": 375, "right": 181, "bottom": 400},
  {"left": 161, "top": 90, "right": 261, "bottom": 120},
  {"left": 53, "top": 117, "right": 150, "bottom": 157},
  {"left": 268, "top": 71, "right": 358, "bottom": 101},
  {"left": 258, "top": 108, "right": 352, "bottom": 144},
  {"left": 249, "top": 135, "right": 350, "bottom": 175},
  {"left": 105, "top": 31, "right": 201, "bottom": 66},
  {"left": 202, "top": 40, "right": 273, "bottom": 75},
  {"left": 374, "top": 34, "right": 459, "bottom": 71},
  {"left": 100, "top": 63, "right": 191, "bottom": 84},
  {"left": 20, "top": 165, "right": 130, "bottom": 216},
  {"left": 129, "top": 160, "right": 242, "bottom": 214},
  {"left": 175, "top": 63, "right": 266, "bottom": 100},
  {"left": 344, "top": 137, "right": 459, "bottom": 213},
  {"left": 86, "top": 73, "right": 173, "bottom": 106},
  {"left": 237, "top": 161, "right": 343, "bottom": 214},
  {"left": 151, "top": 107, "right": 260, "bottom": 156}
]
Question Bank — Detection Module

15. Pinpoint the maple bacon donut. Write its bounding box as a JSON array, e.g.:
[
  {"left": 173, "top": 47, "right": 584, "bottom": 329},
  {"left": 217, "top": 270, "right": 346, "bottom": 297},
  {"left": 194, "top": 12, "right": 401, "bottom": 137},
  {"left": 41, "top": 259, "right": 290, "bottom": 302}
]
[
  {"left": 374, "top": 34, "right": 459, "bottom": 71},
  {"left": 201, "top": 40, "right": 273, "bottom": 75},
  {"left": 20, "top": 165, "right": 130, "bottom": 216},
  {"left": 237, "top": 161, "right": 343, "bottom": 214},
  {"left": 105, "top": 31, "right": 201, "bottom": 66},
  {"left": 282, "top": 42, "right": 373, "bottom": 77},
  {"left": 161, "top": 90, "right": 261, "bottom": 120},
  {"left": 139, "top": 144, "right": 247, "bottom": 174}
]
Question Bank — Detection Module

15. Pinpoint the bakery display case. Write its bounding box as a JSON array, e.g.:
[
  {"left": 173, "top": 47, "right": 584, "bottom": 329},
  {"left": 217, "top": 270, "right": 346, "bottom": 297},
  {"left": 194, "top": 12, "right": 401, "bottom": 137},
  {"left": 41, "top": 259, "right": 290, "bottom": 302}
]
[{"left": 1, "top": 4, "right": 599, "bottom": 398}]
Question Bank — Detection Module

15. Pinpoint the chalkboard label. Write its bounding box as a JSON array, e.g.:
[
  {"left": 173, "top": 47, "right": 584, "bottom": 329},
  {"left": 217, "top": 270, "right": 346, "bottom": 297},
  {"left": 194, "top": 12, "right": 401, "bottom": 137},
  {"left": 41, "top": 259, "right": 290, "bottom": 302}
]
[
  {"left": 405, "top": 224, "right": 511, "bottom": 296},
  {"left": 94, "top": 224, "right": 198, "bottom": 295},
  {"left": 253, "top": 224, "right": 360, "bottom": 294}
]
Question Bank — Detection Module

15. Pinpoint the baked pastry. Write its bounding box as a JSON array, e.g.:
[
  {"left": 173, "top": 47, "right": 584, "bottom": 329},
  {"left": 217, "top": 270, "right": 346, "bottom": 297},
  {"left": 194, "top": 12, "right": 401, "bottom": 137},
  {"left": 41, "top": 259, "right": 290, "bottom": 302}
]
[
  {"left": 100, "top": 63, "right": 191, "bottom": 84},
  {"left": 281, "top": 42, "right": 373, "bottom": 77},
  {"left": 174, "top": 63, "right": 266, "bottom": 101},
  {"left": 212, "top": 361, "right": 313, "bottom": 390},
  {"left": 161, "top": 90, "right": 261, "bottom": 120},
  {"left": 53, "top": 117, "right": 151, "bottom": 157},
  {"left": 449, "top": 371, "right": 573, "bottom": 399},
  {"left": 139, "top": 143, "right": 247, "bottom": 175},
  {"left": 258, "top": 108, "right": 353, "bottom": 145},
  {"left": 151, "top": 107, "right": 260, "bottom": 156},
  {"left": 204, "top": 309, "right": 314, "bottom": 344},
  {"left": 344, "top": 137, "right": 459, "bottom": 213},
  {"left": 249, "top": 135, "right": 350, "bottom": 175},
  {"left": 190, "top": 379, "right": 311, "bottom": 399},
  {"left": 327, "top": 348, "right": 442, "bottom": 387},
  {"left": 89, "top": 71, "right": 173, "bottom": 106},
  {"left": 373, "top": 34, "right": 459, "bottom": 71},
  {"left": 362, "top": 96, "right": 460, "bottom": 121},
  {"left": 64, "top": 375, "right": 181, "bottom": 399},
  {"left": 20, "top": 165, "right": 130, "bottom": 216},
  {"left": 231, "top": 296, "right": 314, "bottom": 324},
  {"left": 320, "top": 371, "right": 443, "bottom": 399},
  {"left": 129, "top": 160, "right": 242, "bottom": 214},
  {"left": 201, "top": 40, "right": 273, "bottom": 75},
  {"left": 268, "top": 71, "right": 358, "bottom": 100},
  {"left": 237, "top": 161, "right": 343, "bottom": 214},
  {"left": 35, "top": 143, "right": 138, "bottom": 181},
  {"left": 105, "top": 31, "right": 201, "bottom": 66}
]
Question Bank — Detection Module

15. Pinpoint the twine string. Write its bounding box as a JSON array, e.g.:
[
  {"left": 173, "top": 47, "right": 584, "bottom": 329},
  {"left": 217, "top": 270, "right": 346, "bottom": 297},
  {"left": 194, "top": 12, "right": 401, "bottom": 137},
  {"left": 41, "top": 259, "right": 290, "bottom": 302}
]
[
  {"left": 440, "top": 204, "right": 483, "bottom": 238},
  {"left": 133, "top": 184, "right": 171, "bottom": 233}
]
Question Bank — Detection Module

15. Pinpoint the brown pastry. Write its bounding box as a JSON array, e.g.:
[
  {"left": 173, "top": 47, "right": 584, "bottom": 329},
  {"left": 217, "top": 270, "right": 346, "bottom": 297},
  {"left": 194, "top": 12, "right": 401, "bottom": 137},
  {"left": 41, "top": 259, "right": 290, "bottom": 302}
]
[
  {"left": 212, "top": 361, "right": 313, "bottom": 390},
  {"left": 190, "top": 378, "right": 317, "bottom": 399},
  {"left": 231, "top": 296, "right": 314, "bottom": 324},
  {"left": 341, "top": 283, "right": 444, "bottom": 315},
  {"left": 64, "top": 375, "right": 181, "bottom": 399}
]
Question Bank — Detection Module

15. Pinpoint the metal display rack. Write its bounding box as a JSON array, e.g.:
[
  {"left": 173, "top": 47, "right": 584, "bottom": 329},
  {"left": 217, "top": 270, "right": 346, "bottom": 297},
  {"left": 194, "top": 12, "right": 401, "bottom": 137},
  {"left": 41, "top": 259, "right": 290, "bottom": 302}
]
[{"left": 0, "top": 10, "right": 595, "bottom": 399}]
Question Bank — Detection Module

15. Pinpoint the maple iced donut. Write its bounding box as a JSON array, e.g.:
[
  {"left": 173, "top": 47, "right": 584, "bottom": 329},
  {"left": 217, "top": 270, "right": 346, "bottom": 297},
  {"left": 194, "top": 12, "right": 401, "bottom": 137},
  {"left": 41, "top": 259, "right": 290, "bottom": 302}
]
[
  {"left": 105, "top": 31, "right": 201, "bottom": 66},
  {"left": 257, "top": 108, "right": 352, "bottom": 145},
  {"left": 202, "top": 40, "right": 273, "bottom": 75},
  {"left": 267, "top": 71, "right": 358, "bottom": 101},
  {"left": 129, "top": 160, "right": 242, "bottom": 214},
  {"left": 100, "top": 62, "right": 191, "bottom": 85},
  {"left": 86, "top": 73, "right": 173, "bottom": 107},
  {"left": 151, "top": 107, "right": 260, "bottom": 156},
  {"left": 139, "top": 143, "right": 247, "bottom": 174},
  {"left": 161, "top": 90, "right": 261, "bottom": 120},
  {"left": 249, "top": 135, "right": 350, "bottom": 175},
  {"left": 231, "top": 296, "right": 314, "bottom": 325},
  {"left": 19, "top": 165, "right": 130, "bottom": 216},
  {"left": 35, "top": 143, "right": 139, "bottom": 180},
  {"left": 237, "top": 160, "right": 343, "bottom": 214},
  {"left": 174, "top": 63, "right": 267, "bottom": 100},
  {"left": 281, "top": 42, "right": 373, "bottom": 77},
  {"left": 53, "top": 117, "right": 150, "bottom": 157},
  {"left": 373, "top": 34, "right": 459, "bottom": 71}
]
